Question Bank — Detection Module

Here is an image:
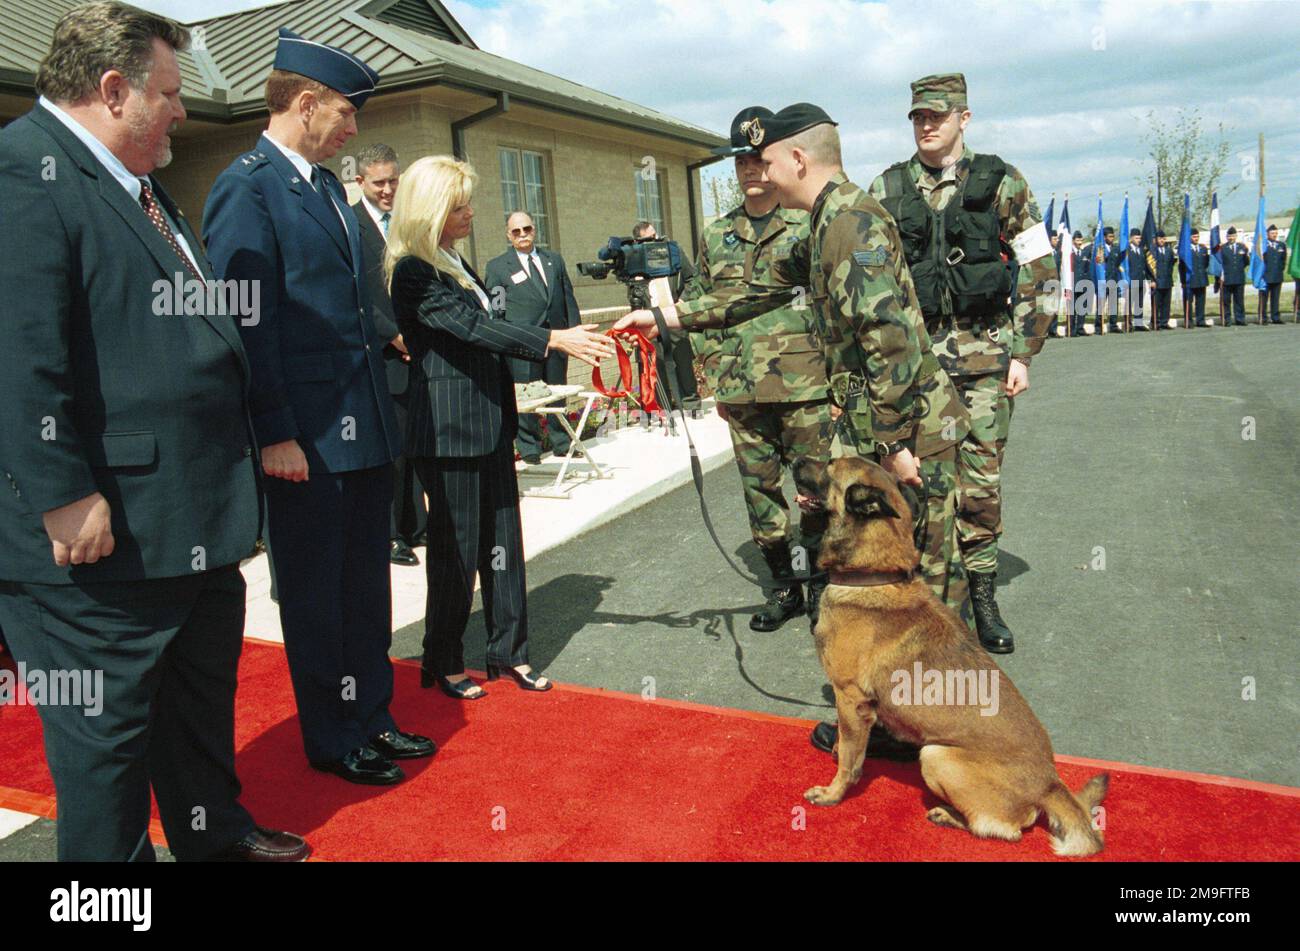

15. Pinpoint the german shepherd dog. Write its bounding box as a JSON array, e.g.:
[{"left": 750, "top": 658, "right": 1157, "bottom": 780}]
[{"left": 793, "top": 456, "right": 1108, "bottom": 856}]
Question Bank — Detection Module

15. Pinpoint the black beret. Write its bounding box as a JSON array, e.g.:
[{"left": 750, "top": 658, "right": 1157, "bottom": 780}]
[
  {"left": 711, "top": 106, "right": 775, "bottom": 157},
  {"left": 751, "top": 102, "right": 837, "bottom": 151},
  {"left": 1103, "top": 226, "right": 1115, "bottom": 236},
  {"left": 1227, "top": 226, "right": 1237, "bottom": 235},
  {"left": 1129, "top": 228, "right": 1141, "bottom": 237},
  {"left": 1073, "top": 230, "right": 1083, "bottom": 239},
  {"left": 1156, "top": 230, "right": 1166, "bottom": 238}
]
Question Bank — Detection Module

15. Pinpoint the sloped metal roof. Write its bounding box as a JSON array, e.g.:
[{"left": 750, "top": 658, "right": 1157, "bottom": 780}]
[{"left": 0, "top": 0, "right": 723, "bottom": 148}]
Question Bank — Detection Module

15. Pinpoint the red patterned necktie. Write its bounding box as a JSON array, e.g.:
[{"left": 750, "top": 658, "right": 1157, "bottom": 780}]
[{"left": 139, "top": 180, "right": 201, "bottom": 280}]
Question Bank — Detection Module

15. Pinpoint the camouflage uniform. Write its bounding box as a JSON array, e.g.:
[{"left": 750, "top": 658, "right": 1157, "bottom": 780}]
[
  {"left": 789, "top": 173, "right": 973, "bottom": 628},
  {"left": 676, "top": 174, "right": 974, "bottom": 628},
  {"left": 868, "top": 145, "right": 1053, "bottom": 577},
  {"left": 679, "top": 206, "right": 832, "bottom": 564}
]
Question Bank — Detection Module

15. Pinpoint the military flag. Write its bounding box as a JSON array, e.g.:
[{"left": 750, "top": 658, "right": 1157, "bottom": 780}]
[
  {"left": 1092, "top": 197, "right": 1106, "bottom": 285},
  {"left": 1249, "top": 196, "right": 1268, "bottom": 291},
  {"left": 1288, "top": 205, "right": 1300, "bottom": 280},
  {"left": 1208, "top": 191, "right": 1223, "bottom": 278},
  {"left": 1117, "top": 195, "right": 1131, "bottom": 289},
  {"left": 1057, "top": 198, "right": 1072, "bottom": 331},
  {"left": 1177, "top": 193, "right": 1193, "bottom": 285}
]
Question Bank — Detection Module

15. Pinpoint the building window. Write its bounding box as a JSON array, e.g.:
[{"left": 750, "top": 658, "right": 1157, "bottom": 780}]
[
  {"left": 499, "top": 147, "right": 551, "bottom": 248},
  {"left": 635, "top": 167, "right": 665, "bottom": 236}
]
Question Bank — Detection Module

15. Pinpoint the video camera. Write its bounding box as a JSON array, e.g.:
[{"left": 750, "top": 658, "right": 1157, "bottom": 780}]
[{"left": 577, "top": 236, "right": 683, "bottom": 283}]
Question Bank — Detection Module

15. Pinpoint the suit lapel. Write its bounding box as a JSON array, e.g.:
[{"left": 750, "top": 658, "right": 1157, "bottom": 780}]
[
  {"left": 152, "top": 177, "right": 250, "bottom": 378},
  {"left": 258, "top": 135, "right": 352, "bottom": 266},
  {"left": 538, "top": 250, "right": 556, "bottom": 304},
  {"left": 30, "top": 108, "right": 201, "bottom": 285}
]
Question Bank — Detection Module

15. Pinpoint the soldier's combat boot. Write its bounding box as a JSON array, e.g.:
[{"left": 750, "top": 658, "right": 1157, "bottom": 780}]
[
  {"left": 803, "top": 543, "right": 828, "bottom": 630},
  {"left": 969, "top": 570, "right": 1014, "bottom": 653},
  {"left": 750, "top": 540, "right": 804, "bottom": 632}
]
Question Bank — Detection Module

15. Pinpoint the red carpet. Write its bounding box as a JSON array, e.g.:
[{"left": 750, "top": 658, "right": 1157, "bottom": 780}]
[{"left": 2, "top": 640, "right": 1297, "bottom": 861}]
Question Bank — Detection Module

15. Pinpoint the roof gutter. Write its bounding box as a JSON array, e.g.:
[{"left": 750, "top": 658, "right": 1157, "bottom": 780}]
[{"left": 450, "top": 90, "right": 509, "bottom": 161}]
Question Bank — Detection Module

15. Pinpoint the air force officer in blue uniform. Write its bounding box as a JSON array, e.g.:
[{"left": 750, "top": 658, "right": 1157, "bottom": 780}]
[{"left": 203, "top": 29, "right": 434, "bottom": 785}]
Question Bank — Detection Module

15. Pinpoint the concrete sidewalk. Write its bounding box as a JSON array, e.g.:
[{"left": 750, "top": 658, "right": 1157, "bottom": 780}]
[{"left": 241, "top": 401, "right": 737, "bottom": 642}]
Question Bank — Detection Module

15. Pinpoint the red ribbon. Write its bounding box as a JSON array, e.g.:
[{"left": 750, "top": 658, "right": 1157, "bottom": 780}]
[{"left": 591, "top": 328, "right": 663, "bottom": 412}]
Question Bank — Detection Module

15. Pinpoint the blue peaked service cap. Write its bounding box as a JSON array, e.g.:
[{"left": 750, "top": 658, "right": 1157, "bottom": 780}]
[{"left": 273, "top": 27, "right": 380, "bottom": 109}]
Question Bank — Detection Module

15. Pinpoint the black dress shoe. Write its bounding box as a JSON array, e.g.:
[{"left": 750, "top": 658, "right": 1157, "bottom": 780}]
[
  {"left": 208, "top": 826, "right": 311, "bottom": 862},
  {"left": 809, "top": 721, "right": 920, "bottom": 761},
  {"left": 311, "top": 746, "right": 405, "bottom": 785},
  {"left": 370, "top": 729, "right": 436, "bottom": 760},
  {"left": 521, "top": 453, "right": 542, "bottom": 465},
  {"left": 390, "top": 539, "right": 419, "bottom": 566}
]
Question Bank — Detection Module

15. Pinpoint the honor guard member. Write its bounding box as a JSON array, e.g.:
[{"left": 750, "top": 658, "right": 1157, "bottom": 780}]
[
  {"left": 1070, "top": 231, "right": 1094, "bottom": 336},
  {"left": 1151, "top": 230, "right": 1177, "bottom": 329},
  {"left": 1186, "top": 228, "right": 1210, "bottom": 326},
  {"left": 204, "top": 28, "right": 435, "bottom": 785},
  {"left": 1262, "top": 224, "right": 1288, "bottom": 323},
  {"left": 1220, "top": 227, "right": 1250, "bottom": 326},
  {"left": 1100, "top": 227, "right": 1125, "bottom": 333},
  {"left": 869, "top": 73, "right": 1056, "bottom": 653},
  {"left": 675, "top": 107, "right": 834, "bottom": 631},
  {"left": 1125, "top": 228, "right": 1149, "bottom": 330}
]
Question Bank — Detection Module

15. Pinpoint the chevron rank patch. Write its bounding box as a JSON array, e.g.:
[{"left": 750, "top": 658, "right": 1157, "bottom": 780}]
[{"left": 852, "top": 248, "right": 890, "bottom": 267}]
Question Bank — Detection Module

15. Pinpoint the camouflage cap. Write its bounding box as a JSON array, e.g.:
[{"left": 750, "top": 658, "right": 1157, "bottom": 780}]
[{"left": 908, "top": 73, "right": 967, "bottom": 117}]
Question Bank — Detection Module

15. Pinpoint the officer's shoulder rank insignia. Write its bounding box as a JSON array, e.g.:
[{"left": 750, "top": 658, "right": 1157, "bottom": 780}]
[
  {"left": 852, "top": 248, "right": 890, "bottom": 267},
  {"left": 1027, "top": 199, "right": 1040, "bottom": 220}
]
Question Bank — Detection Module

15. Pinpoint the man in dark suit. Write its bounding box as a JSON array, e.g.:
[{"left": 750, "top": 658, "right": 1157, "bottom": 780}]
[
  {"left": 1220, "top": 226, "right": 1250, "bottom": 326},
  {"left": 483, "top": 212, "right": 580, "bottom": 464},
  {"left": 1185, "top": 228, "right": 1211, "bottom": 327},
  {"left": 1125, "top": 228, "right": 1150, "bottom": 330},
  {"left": 1150, "top": 230, "right": 1177, "bottom": 330},
  {"left": 1069, "top": 231, "right": 1094, "bottom": 337},
  {"left": 351, "top": 143, "right": 426, "bottom": 565},
  {"left": 1101, "top": 226, "right": 1125, "bottom": 333},
  {"left": 0, "top": 1, "right": 307, "bottom": 861},
  {"left": 204, "top": 28, "right": 434, "bottom": 786},
  {"left": 1261, "top": 224, "right": 1288, "bottom": 324}
]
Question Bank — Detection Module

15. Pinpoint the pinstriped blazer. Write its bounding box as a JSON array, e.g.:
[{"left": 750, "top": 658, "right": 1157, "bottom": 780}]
[{"left": 391, "top": 255, "right": 551, "bottom": 458}]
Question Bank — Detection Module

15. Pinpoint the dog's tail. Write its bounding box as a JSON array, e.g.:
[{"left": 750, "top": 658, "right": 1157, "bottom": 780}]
[{"left": 1041, "top": 773, "right": 1109, "bottom": 857}]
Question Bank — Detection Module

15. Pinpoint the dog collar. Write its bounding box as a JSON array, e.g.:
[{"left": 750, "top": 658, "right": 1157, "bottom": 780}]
[{"left": 827, "top": 567, "right": 918, "bottom": 587}]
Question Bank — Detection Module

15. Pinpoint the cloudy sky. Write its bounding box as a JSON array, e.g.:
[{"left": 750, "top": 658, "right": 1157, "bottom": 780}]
[{"left": 146, "top": 0, "right": 1300, "bottom": 226}]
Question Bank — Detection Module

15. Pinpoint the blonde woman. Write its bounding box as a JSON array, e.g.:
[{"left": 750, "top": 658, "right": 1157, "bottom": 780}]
[{"left": 386, "top": 156, "right": 612, "bottom": 699}]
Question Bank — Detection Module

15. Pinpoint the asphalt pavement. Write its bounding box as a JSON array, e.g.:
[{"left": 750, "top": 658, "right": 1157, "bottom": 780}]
[{"left": 392, "top": 323, "right": 1300, "bottom": 787}]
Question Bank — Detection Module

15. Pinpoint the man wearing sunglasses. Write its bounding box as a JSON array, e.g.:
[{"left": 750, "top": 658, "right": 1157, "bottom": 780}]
[{"left": 485, "top": 212, "right": 581, "bottom": 464}]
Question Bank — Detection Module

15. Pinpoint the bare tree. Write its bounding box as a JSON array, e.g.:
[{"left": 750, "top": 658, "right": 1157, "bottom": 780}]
[
  {"left": 704, "top": 171, "right": 744, "bottom": 218},
  {"left": 1141, "top": 108, "right": 1238, "bottom": 233}
]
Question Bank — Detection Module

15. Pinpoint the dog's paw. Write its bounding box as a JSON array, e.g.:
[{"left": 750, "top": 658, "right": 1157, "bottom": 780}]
[{"left": 804, "top": 785, "right": 842, "bottom": 807}]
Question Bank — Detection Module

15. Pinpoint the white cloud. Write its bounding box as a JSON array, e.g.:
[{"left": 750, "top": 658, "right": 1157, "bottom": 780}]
[{"left": 447, "top": 0, "right": 1300, "bottom": 220}]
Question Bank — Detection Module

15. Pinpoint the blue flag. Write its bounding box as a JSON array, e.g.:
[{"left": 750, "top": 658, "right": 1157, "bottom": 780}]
[
  {"left": 1091, "top": 197, "right": 1106, "bottom": 284},
  {"left": 1043, "top": 196, "right": 1055, "bottom": 239},
  {"left": 1177, "top": 193, "right": 1192, "bottom": 287},
  {"left": 1208, "top": 192, "right": 1223, "bottom": 278},
  {"left": 1249, "top": 195, "right": 1267, "bottom": 290},
  {"left": 1117, "top": 196, "right": 1130, "bottom": 288}
]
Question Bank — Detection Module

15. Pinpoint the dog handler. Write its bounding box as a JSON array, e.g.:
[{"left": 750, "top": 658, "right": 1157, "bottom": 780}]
[{"left": 619, "top": 103, "right": 972, "bottom": 759}]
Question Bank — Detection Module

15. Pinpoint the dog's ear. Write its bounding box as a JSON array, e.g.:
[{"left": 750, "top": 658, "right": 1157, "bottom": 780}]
[
  {"left": 792, "top": 458, "right": 830, "bottom": 500},
  {"left": 844, "top": 483, "right": 901, "bottom": 521}
]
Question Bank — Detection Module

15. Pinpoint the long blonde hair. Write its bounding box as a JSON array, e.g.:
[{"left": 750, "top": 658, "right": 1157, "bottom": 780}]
[{"left": 384, "top": 154, "right": 478, "bottom": 292}]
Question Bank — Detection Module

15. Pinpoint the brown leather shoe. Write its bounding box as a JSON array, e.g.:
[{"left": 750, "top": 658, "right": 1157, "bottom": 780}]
[{"left": 208, "top": 826, "right": 312, "bottom": 862}]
